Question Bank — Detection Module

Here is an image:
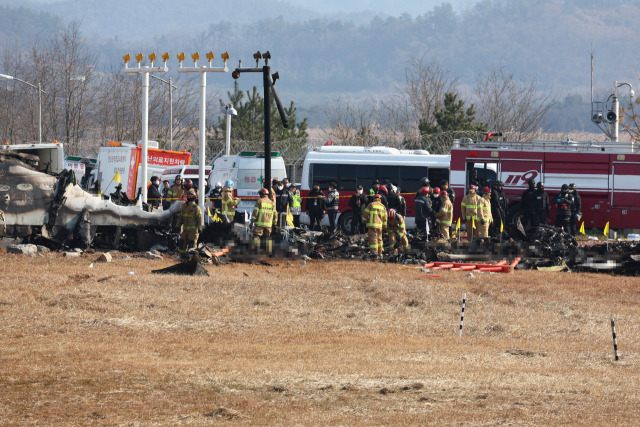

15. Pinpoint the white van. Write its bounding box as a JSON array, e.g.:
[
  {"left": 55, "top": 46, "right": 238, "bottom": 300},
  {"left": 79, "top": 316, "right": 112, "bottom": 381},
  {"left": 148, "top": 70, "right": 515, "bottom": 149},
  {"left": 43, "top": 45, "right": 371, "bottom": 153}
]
[
  {"left": 161, "top": 165, "right": 212, "bottom": 191},
  {"left": 208, "top": 151, "right": 287, "bottom": 214}
]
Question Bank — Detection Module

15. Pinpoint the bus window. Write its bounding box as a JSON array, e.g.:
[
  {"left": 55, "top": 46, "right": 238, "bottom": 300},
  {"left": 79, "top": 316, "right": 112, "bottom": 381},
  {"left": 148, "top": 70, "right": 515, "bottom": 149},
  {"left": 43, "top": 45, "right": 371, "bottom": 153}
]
[
  {"left": 399, "top": 166, "right": 428, "bottom": 193},
  {"left": 339, "top": 164, "right": 357, "bottom": 191},
  {"left": 429, "top": 168, "right": 449, "bottom": 188},
  {"left": 312, "top": 163, "right": 338, "bottom": 189},
  {"left": 356, "top": 165, "right": 376, "bottom": 189},
  {"left": 377, "top": 165, "right": 399, "bottom": 187}
]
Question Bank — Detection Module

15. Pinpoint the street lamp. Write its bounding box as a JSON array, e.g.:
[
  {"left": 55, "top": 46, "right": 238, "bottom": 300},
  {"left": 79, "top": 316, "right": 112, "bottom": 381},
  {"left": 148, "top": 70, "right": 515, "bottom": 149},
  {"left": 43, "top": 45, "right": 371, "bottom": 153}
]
[
  {"left": 224, "top": 104, "right": 237, "bottom": 156},
  {"left": 0, "top": 73, "right": 46, "bottom": 144},
  {"left": 150, "top": 74, "right": 178, "bottom": 150},
  {"left": 612, "top": 81, "right": 635, "bottom": 142}
]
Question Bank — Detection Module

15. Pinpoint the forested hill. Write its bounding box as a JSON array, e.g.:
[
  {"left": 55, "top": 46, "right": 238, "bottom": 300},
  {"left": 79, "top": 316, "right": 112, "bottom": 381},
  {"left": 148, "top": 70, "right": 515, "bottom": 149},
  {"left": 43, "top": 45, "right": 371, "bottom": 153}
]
[
  {"left": 2, "top": 0, "right": 639, "bottom": 131},
  {"left": 0, "top": 6, "right": 62, "bottom": 45}
]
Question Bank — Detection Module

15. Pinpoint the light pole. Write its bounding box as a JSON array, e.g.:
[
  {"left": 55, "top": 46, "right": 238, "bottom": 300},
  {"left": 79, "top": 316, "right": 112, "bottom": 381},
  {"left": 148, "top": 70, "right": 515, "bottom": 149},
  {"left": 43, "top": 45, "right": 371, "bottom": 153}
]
[
  {"left": 177, "top": 51, "right": 229, "bottom": 213},
  {"left": 150, "top": 74, "right": 177, "bottom": 150},
  {"left": 123, "top": 52, "right": 168, "bottom": 206},
  {"left": 232, "top": 51, "right": 289, "bottom": 193},
  {"left": 224, "top": 104, "right": 237, "bottom": 155},
  {"left": 0, "top": 73, "right": 46, "bottom": 144},
  {"left": 612, "top": 81, "right": 635, "bottom": 142}
]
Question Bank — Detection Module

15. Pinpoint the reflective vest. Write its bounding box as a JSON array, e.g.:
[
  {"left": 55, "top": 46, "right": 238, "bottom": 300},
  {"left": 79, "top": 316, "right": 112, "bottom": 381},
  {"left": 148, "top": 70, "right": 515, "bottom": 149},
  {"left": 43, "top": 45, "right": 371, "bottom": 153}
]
[
  {"left": 436, "top": 198, "right": 453, "bottom": 226},
  {"left": 251, "top": 197, "right": 277, "bottom": 227},
  {"left": 478, "top": 194, "right": 493, "bottom": 222},
  {"left": 177, "top": 202, "right": 202, "bottom": 237},
  {"left": 221, "top": 187, "right": 238, "bottom": 216},
  {"left": 388, "top": 214, "right": 406, "bottom": 236},
  {"left": 461, "top": 192, "right": 480, "bottom": 221},
  {"left": 363, "top": 201, "right": 387, "bottom": 229},
  {"left": 168, "top": 184, "right": 186, "bottom": 205},
  {"left": 291, "top": 192, "right": 301, "bottom": 213}
]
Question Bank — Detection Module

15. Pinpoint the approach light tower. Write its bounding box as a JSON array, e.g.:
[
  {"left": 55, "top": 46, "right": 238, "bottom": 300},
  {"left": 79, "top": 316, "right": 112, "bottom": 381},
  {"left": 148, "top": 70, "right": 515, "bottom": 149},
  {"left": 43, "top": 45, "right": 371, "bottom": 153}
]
[
  {"left": 231, "top": 51, "right": 289, "bottom": 193},
  {"left": 177, "top": 50, "right": 229, "bottom": 213},
  {"left": 123, "top": 52, "right": 168, "bottom": 207}
]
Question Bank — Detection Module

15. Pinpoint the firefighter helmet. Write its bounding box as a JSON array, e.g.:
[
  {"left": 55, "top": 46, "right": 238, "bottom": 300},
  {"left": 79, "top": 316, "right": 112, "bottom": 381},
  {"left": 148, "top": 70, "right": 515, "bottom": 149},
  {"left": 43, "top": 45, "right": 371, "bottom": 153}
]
[
  {"left": 388, "top": 208, "right": 396, "bottom": 218},
  {"left": 258, "top": 188, "right": 269, "bottom": 197},
  {"left": 225, "top": 179, "right": 234, "bottom": 188},
  {"left": 184, "top": 178, "right": 193, "bottom": 189},
  {"left": 419, "top": 186, "right": 429, "bottom": 195},
  {"left": 432, "top": 187, "right": 441, "bottom": 196}
]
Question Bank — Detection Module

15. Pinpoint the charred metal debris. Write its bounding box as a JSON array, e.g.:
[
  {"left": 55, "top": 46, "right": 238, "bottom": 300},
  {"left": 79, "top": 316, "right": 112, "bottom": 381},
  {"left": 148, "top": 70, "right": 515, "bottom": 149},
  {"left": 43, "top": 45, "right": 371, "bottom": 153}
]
[{"left": 1, "top": 152, "right": 639, "bottom": 274}]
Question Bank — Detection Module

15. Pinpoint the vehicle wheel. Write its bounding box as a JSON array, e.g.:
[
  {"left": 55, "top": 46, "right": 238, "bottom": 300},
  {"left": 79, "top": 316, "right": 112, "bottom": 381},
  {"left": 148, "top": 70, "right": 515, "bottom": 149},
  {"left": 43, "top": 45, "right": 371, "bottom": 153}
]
[
  {"left": 338, "top": 210, "right": 355, "bottom": 234},
  {"left": 505, "top": 204, "right": 522, "bottom": 227}
]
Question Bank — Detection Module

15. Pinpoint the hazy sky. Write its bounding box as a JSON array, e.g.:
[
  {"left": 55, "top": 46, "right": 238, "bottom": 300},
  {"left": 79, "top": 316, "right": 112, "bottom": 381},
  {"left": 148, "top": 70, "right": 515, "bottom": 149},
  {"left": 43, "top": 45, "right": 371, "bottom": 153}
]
[{"left": 21, "top": 0, "right": 477, "bottom": 17}]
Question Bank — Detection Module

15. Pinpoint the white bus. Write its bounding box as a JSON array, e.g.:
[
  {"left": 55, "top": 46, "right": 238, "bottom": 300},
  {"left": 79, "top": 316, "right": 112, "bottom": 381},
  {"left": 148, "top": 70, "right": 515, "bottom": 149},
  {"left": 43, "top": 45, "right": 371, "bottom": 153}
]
[{"left": 300, "top": 146, "right": 451, "bottom": 231}]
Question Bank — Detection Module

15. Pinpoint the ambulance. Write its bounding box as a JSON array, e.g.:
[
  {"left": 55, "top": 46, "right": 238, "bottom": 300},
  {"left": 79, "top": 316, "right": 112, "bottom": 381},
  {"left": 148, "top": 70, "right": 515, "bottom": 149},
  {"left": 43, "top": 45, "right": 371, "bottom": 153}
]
[
  {"left": 95, "top": 141, "right": 191, "bottom": 199},
  {"left": 208, "top": 151, "right": 287, "bottom": 214}
]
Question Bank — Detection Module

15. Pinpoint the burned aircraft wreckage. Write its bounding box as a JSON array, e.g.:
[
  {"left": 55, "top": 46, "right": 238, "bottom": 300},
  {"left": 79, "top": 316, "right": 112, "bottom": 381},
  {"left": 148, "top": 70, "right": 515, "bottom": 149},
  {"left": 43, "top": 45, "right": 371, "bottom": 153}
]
[{"left": 0, "top": 151, "right": 176, "bottom": 251}]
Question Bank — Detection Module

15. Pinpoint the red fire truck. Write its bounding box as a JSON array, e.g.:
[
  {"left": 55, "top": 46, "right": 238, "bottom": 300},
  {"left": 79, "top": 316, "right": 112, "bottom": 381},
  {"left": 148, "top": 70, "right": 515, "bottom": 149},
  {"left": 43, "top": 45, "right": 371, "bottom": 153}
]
[{"left": 449, "top": 138, "right": 640, "bottom": 230}]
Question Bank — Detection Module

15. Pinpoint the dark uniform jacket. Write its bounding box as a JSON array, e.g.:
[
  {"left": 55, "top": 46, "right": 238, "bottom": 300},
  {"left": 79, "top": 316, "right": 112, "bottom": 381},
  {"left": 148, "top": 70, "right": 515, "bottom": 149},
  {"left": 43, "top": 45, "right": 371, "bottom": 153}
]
[
  {"left": 148, "top": 183, "right": 162, "bottom": 208},
  {"left": 490, "top": 189, "right": 507, "bottom": 224},
  {"left": 306, "top": 189, "right": 326, "bottom": 217},
  {"left": 554, "top": 191, "right": 575, "bottom": 217}
]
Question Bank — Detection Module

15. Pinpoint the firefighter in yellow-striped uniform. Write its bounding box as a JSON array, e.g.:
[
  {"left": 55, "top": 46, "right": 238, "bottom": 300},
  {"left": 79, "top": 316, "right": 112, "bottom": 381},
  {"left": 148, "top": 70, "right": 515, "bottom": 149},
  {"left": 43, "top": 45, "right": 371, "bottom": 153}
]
[
  {"left": 167, "top": 175, "right": 186, "bottom": 206},
  {"left": 176, "top": 190, "right": 202, "bottom": 259},
  {"left": 362, "top": 194, "right": 388, "bottom": 259},
  {"left": 461, "top": 184, "right": 481, "bottom": 241},
  {"left": 435, "top": 189, "right": 453, "bottom": 240},
  {"left": 477, "top": 186, "right": 493, "bottom": 238},
  {"left": 221, "top": 179, "right": 240, "bottom": 222},
  {"left": 250, "top": 188, "right": 277, "bottom": 252},
  {"left": 387, "top": 209, "right": 409, "bottom": 255}
]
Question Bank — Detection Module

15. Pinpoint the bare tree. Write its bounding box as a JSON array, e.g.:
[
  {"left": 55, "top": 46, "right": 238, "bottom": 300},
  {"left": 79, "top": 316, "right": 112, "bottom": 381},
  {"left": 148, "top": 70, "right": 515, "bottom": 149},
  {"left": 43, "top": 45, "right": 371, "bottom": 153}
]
[
  {"left": 474, "top": 64, "right": 555, "bottom": 141},
  {"left": 22, "top": 22, "right": 98, "bottom": 152},
  {"left": 0, "top": 45, "right": 29, "bottom": 143},
  {"left": 375, "top": 56, "right": 458, "bottom": 148},
  {"left": 322, "top": 95, "right": 379, "bottom": 146}
]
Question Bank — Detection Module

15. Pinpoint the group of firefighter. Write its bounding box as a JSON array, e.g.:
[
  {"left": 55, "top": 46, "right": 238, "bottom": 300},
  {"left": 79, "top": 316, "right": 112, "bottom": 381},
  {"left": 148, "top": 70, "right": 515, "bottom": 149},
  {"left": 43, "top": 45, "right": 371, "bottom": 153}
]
[
  {"left": 165, "top": 171, "right": 583, "bottom": 260},
  {"left": 152, "top": 174, "right": 241, "bottom": 259}
]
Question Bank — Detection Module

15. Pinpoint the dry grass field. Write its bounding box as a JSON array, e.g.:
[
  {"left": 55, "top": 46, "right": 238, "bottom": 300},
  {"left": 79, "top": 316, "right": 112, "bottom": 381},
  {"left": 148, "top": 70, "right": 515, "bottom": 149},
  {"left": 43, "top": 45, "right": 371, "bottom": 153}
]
[{"left": 1, "top": 251, "right": 640, "bottom": 425}]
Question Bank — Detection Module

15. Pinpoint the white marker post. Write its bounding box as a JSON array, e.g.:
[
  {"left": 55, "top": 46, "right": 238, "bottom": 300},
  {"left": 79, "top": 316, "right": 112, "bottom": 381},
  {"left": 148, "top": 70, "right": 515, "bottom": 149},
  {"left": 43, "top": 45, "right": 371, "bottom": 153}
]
[
  {"left": 177, "top": 51, "right": 229, "bottom": 216},
  {"left": 459, "top": 293, "right": 466, "bottom": 337},
  {"left": 123, "top": 52, "right": 168, "bottom": 207}
]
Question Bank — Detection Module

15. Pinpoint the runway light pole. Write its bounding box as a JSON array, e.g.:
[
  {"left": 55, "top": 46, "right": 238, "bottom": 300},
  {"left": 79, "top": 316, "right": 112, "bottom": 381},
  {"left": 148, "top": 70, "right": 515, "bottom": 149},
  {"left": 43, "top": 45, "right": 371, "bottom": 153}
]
[
  {"left": 150, "top": 70, "right": 178, "bottom": 150},
  {"left": 0, "top": 73, "right": 46, "bottom": 144},
  {"left": 225, "top": 104, "right": 237, "bottom": 156},
  {"left": 177, "top": 50, "right": 229, "bottom": 214},
  {"left": 123, "top": 52, "right": 168, "bottom": 207}
]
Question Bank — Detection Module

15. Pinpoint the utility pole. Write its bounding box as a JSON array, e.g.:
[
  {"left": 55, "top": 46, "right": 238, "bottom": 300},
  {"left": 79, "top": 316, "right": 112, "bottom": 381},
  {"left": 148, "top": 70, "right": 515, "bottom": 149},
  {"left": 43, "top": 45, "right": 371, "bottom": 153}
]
[{"left": 232, "top": 51, "right": 289, "bottom": 193}]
